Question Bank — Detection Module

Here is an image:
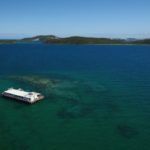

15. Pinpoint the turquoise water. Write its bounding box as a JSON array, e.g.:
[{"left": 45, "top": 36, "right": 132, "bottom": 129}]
[{"left": 0, "top": 44, "right": 150, "bottom": 150}]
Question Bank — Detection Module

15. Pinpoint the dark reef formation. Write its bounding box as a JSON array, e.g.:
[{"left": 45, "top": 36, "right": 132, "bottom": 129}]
[
  {"left": 5, "top": 74, "right": 124, "bottom": 122},
  {"left": 117, "top": 124, "right": 139, "bottom": 139},
  {"left": 8, "top": 75, "right": 61, "bottom": 88}
]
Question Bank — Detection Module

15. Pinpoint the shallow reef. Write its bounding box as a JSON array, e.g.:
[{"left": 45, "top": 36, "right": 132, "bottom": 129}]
[
  {"left": 105, "top": 102, "right": 120, "bottom": 113},
  {"left": 117, "top": 123, "right": 139, "bottom": 139},
  {"left": 5, "top": 74, "right": 110, "bottom": 120},
  {"left": 57, "top": 101, "right": 95, "bottom": 119},
  {"left": 8, "top": 75, "right": 62, "bottom": 88}
]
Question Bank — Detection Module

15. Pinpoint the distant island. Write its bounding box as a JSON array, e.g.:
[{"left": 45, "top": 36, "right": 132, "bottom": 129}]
[
  {"left": 0, "top": 40, "right": 17, "bottom": 44},
  {"left": 1, "top": 35, "right": 150, "bottom": 45}
]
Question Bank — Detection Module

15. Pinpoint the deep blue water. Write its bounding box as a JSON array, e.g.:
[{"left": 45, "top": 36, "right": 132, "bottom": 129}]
[
  {"left": 0, "top": 44, "right": 150, "bottom": 74},
  {"left": 0, "top": 44, "right": 150, "bottom": 150}
]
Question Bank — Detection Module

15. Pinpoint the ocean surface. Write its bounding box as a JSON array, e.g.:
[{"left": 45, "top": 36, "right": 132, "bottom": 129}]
[{"left": 0, "top": 44, "right": 150, "bottom": 150}]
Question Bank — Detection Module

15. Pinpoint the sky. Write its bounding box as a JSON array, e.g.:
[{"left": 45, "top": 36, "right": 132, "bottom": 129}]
[{"left": 0, "top": 0, "right": 150, "bottom": 39}]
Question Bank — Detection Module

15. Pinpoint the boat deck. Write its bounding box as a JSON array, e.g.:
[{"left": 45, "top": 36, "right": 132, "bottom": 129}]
[{"left": 1, "top": 88, "right": 44, "bottom": 104}]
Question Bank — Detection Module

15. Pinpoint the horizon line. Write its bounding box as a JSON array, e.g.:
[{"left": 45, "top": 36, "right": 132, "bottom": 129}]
[{"left": 0, "top": 33, "right": 150, "bottom": 40}]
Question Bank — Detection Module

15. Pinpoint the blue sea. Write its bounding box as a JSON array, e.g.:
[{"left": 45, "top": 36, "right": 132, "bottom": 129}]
[{"left": 0, "top": 44, "right": 150, "bottom": 150}]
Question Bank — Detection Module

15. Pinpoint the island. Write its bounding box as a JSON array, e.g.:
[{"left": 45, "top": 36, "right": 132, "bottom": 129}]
[
  {"left": 0, "top": 35, "right": 150, "bottom": 45},
  {"left": 0, "top": 40, "right": 17, "bottom": 44}
]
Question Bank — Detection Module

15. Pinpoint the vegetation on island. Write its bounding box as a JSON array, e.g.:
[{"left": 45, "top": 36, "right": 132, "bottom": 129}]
[
  {"left": 21, "top": 35, "right": 150, "bottom": 45},
  {"left": 44, "top": 36, "right": 125, "bottom": 44},
  {"left": 132, "top": 39, "right": 150, "bottom": 44},
  {"left": 0, "top": 40, "right": 17, "bottom": 44},
  {"left": 21, "top": 35, "right": 58, "bottom": 42},
  {"left": 1, "top": 35, "right": 150, "bottom": 45}
]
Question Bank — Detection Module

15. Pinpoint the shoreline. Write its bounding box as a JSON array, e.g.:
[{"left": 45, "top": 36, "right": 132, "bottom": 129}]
[{"left": 0, "top": 42, "right": 150, "bottom": 46}]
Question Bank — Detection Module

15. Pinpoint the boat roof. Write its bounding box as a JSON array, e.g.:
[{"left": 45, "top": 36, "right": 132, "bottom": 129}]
[{"left": 4, "top": 88, "right": 40, "bottom": 98}]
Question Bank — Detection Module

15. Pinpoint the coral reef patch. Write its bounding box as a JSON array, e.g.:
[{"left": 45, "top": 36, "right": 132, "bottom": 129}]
[{"left": 117, "top": 123, "right": 139, "bottom": 139}]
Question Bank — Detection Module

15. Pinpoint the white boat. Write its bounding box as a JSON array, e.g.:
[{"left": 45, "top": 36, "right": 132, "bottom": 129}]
[{"left": 2, "top": 88, "right": 44, "bottom": 104}]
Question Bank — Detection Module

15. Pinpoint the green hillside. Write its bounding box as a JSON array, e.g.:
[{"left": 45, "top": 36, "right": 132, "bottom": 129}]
[
  {"left": 0, "top": 40, "right": 17, "bottom": 44},
  {"left": 1, "top": 35, "right": 150, "bottom": 45},
  {"left": 45, "top": 36, "right": 125, "bottom": 44}
]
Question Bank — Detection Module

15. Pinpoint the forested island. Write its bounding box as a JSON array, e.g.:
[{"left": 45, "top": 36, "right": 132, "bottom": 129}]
[
  {"left": 1, "top": 35, "right": 150, "bottom": 45},
  {"left": 0, "top": 40, "right": 17, "bottom": 44}
]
